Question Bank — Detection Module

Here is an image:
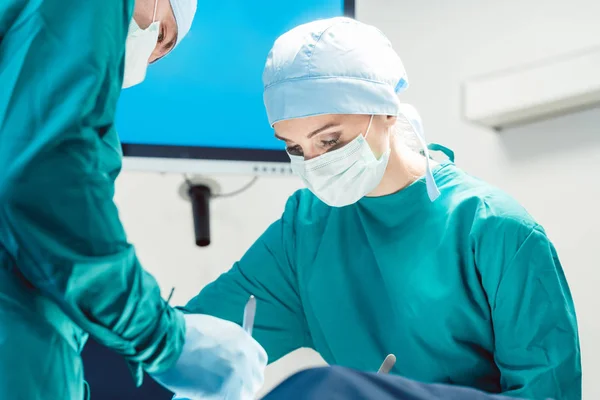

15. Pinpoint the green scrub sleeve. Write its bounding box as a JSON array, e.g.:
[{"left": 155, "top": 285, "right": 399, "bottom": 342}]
[
  {"left": 183, "top": 194, "right": 313, "bottom": 363},
  {"left": 0, "top": 0, "right": 185, "bottom": 381},
  {"left": 478, "top": 223, "right": 581, "bottom": 399}
]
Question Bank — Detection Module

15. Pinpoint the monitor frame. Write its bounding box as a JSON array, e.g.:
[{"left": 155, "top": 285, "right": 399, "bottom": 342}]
[{"left": 122, "top": 0, "right": 356, "bottom": 177}]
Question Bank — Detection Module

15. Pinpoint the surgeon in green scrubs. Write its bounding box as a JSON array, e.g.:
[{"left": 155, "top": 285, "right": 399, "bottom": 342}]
[
  {"left": 0, "top": 0, "right": 267, "bottom": 399},
  {"left": 185, "top": 17, "right": 582, "bottom": 400}
]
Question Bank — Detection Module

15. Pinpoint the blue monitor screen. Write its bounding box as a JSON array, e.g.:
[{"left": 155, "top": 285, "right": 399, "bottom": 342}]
[{"left": 117, "top": 0, "right": 353, "bottom": 163}]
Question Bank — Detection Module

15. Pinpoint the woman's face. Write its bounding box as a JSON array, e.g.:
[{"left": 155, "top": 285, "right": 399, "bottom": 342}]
[
  {"left": 274, "top": 114, "right": 397, "bottom": 161},
  {"left": 133, "top": 0, "right": 179, "bottom": 63}
]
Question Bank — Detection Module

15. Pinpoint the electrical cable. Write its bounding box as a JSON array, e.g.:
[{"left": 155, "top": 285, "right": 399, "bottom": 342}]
[{"left": 182, "top": 175, "right": 259, "bottom": 198}]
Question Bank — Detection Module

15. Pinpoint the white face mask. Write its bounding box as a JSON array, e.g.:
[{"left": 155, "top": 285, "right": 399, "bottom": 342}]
[
  {"left": 289, "top": 115, "right": 390, "bottom": 207},
  {"left": 122, "top": 0, "right": 160, "bottom": 89}
]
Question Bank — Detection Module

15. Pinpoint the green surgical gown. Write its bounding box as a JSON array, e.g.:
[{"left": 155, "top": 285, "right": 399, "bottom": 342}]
[
  {"left": 185, "top": 162, "right": 581, "bottom": 400},
  {"left": 0, "top": 0, "right": 185, "bottom": 398}
]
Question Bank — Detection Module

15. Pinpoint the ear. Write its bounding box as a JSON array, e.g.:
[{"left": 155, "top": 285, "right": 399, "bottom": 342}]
[{"left": 384, "top": 115, "right": 397, "bottom": 127}]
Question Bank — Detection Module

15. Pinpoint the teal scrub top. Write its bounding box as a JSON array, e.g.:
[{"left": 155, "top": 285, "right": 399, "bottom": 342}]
[
  {"left": 185, "top": 162, "right": 581, "bottom": 400},
  {"left": 0, "top": 0, "right": 184, "bottom": 384}
]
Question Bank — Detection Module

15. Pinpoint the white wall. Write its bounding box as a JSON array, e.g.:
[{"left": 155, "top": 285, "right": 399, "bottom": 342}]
[{"left": 115, "top": 0, "right": 600, "bottom": 397}]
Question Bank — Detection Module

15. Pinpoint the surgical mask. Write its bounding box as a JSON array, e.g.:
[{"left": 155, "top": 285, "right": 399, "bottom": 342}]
[
  {"left": 122, "top": 0, "right": 160, "bottom": 89},
  {"left": 289, "top": 115, "right": 390, "bottom": 207}
]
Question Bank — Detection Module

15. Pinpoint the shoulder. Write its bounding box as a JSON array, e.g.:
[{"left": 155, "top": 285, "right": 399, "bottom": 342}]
[
  {"left": 438, "top": 167, "right": 557, "bottom": 287},
  {"left": 438, "top": 165, "right": 541, "bottom": 240}
]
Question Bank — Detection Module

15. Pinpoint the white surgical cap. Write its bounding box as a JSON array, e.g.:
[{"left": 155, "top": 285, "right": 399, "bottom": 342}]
[
  {"left": 169, "top": 0, "right": 197, "bottom": 47},
  {"left": 262, "top": 17, "right": 441, "bottom": 201}
]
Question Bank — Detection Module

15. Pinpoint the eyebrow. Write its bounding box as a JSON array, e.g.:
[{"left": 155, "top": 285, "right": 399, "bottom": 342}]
[
  {"left": 274, "top": 122, "right": 341, "bottom": 141},
  {"left": 163, "top": 37, "right": 176, "bottom": 53},
  {"left": 307, "top": 123, "right": 340, "bottom": 138}
]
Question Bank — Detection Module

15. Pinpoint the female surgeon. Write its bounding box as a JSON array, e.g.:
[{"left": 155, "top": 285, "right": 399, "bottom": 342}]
[
  {"left": 0, "top": 0, "right": 266, "bottom": 398},
  {"left": 184, "top": 17, "right": 581, "bottom": 400}
]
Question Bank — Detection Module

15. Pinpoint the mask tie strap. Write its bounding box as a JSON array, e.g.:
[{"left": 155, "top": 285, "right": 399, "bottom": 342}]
[
  {"left": 397, "top": 104, "right": 440, "bottom": 202},
  {"left": 363, "top": 115, "right": 375, "bottom": 139},
  {"left": 152, "top": 0, "right": 159, "bottom": 22}
]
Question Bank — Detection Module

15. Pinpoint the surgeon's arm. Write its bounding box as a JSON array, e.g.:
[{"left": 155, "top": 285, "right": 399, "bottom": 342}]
[
  {"left": 476, "top": 222, "right": 581, "bottom": 399},
  {"left": 184, "top": 193, "right": 312, "bottom": 363},
  {"left": 0, "top": 0, "right": 184, "bottom": 380}
]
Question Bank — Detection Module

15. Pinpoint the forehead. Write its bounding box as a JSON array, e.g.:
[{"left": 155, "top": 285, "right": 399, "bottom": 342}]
[
  {"left": 274, "top": 114, "right": 365, "bottom": 138},
  {"left": 274, "top": 114, "right": 336, "bottom": 132}
]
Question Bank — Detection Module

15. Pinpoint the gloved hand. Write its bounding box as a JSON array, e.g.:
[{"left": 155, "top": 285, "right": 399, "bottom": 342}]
[{"left": 151, "top": 313, "right": 268, "bottom": 400}]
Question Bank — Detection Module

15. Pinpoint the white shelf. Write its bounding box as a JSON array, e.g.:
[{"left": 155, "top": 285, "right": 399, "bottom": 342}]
[{"left": 462, "top": 46, "right": 600, "bottom": 130}]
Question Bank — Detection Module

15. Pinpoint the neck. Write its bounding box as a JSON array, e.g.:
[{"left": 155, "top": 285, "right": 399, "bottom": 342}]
[{"left": 367, "top": 135, "right": 431, "bottom": 197}]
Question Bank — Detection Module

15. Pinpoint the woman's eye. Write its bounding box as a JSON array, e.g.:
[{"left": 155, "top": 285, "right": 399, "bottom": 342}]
[
  {"left": 287, "top": 145, "right": 303, "bottom": 156},
  {"left": 158, "top": 29, "right": 165, "bottom": 43},
  {"left": 322, "top": 138, "right": 339, "bottom": 147}
]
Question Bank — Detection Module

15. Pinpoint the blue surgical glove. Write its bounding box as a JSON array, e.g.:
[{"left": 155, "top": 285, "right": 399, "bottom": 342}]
[{"left": 151, "top": 314, "right": 268, "bottom": 400}]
